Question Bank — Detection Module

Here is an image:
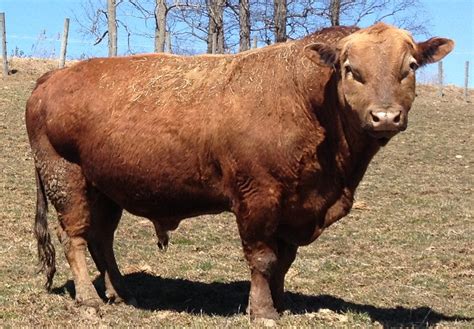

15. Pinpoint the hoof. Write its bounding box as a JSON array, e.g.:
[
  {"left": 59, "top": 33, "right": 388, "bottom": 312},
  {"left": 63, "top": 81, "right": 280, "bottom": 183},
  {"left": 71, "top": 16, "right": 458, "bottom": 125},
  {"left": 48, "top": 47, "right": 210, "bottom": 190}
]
[
  {"left": 76, "top": 297, "right": 103, "bottom": 309},
  {"left": 105, "top": 289, "right": 125, "bottom": 304},
  {"left": 157, "top": 236, "right": 169, "bottom": 251},
  {"left": 256, "top": 318, "right": 278, "bottom": 327},
  {"left": 157, "top": 241, "right": 168, "bottom": 251},
  {"left": 106, "top": 295, "right": 125, "bottom": 304},
  {"left": 105, "top": 290, "right": 137, "bottom": 307},
  {"left": 250, "top": 308, "right": 280, "bottom": 322}
]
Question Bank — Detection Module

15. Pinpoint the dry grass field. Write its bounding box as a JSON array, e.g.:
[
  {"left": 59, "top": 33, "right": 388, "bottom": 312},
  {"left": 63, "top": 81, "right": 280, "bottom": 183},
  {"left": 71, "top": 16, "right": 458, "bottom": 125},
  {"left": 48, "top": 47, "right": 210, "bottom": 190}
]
[{"left": 1, "top": 58, "right": 473, "bottom": 327}]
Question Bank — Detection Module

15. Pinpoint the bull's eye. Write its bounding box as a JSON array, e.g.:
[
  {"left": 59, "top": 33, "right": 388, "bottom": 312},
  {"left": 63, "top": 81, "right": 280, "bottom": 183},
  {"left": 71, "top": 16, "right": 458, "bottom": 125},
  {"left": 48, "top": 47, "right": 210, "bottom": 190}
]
[
  {"left": 409, "top": 61, "right": 419, "bottom": 71},
  {"left": 401, "top": 60, "right": 419, "bottom": 81},
  {"left": 344, "top": 65, "right": 364, "bottom": 84},
  {"left": 345, "top": 65, "right": 353, "bottom": 76}
]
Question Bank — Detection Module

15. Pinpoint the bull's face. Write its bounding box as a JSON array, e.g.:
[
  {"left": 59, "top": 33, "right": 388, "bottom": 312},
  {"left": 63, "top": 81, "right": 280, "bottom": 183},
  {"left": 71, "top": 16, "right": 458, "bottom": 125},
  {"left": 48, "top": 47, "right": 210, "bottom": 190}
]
[{"left": 304, "top": 23, "right": 454, "bottom": 144}]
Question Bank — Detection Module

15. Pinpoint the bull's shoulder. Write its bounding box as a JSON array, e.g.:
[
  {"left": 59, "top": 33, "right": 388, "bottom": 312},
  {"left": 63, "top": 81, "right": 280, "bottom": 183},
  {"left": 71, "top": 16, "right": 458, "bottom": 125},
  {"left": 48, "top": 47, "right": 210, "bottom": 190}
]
[{"left": 302, "top": 26, "right": 360, "bottom": 45}]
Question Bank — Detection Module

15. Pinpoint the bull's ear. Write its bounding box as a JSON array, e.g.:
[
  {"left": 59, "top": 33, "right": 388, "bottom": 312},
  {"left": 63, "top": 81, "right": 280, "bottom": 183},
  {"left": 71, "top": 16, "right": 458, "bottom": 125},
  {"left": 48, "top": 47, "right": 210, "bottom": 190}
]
[
  {"left": 304, "top": 42, "right": 339, "bottom": 66},
  {"left": 416, "top": 37, "right": 454, "bottom": 66}
]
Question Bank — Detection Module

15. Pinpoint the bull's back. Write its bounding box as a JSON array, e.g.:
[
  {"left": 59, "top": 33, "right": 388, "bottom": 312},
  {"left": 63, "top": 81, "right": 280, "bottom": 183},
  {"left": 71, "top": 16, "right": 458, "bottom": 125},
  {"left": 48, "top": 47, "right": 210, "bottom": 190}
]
[{"left": 30, "top": 56, "right": 221, "bottom": 151}]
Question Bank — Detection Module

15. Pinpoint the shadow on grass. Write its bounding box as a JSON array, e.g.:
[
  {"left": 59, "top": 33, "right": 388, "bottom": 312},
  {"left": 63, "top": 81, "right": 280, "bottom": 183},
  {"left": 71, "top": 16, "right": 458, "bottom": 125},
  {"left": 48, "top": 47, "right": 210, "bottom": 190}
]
[{"left": 52, "top": 272, "right": 472, "bottom": 326}]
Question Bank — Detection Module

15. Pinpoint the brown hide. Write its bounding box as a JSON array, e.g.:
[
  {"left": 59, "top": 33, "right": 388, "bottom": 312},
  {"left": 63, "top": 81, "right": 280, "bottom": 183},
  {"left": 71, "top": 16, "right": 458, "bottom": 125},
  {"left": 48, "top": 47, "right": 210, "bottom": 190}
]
[
  {"left": 28, "top": 26, "right": 363, "bottom": 242},
  {"left": 25, "top": 23, "right": 454, "bottom": 319}
]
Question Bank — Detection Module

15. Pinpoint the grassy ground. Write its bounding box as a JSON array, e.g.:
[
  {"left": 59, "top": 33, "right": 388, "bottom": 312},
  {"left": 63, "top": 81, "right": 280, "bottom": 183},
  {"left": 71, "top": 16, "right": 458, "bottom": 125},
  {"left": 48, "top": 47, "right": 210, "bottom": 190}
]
[{"left": 1, "top": 58, "right": 473, "bottom": 327}]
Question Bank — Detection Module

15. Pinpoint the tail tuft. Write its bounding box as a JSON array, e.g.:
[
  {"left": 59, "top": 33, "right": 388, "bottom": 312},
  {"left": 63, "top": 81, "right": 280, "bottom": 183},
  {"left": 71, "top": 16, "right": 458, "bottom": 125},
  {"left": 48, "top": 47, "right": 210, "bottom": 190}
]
[{"left": 34, "top": 170, "right": 56, "bottom": 291}]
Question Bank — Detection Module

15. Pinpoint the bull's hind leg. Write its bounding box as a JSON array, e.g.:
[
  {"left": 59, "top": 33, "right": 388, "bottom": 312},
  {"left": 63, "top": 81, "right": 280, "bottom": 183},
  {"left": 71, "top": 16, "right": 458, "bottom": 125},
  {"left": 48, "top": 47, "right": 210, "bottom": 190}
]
[
  {"left": 86, "top": 191, "right": 135, "bottom": 304},
  {"left": 55, "top": 223, "right": 102, "bottom": 307},
  {"left": 35, "top": 150, "right": 102, "bottom": 307}
]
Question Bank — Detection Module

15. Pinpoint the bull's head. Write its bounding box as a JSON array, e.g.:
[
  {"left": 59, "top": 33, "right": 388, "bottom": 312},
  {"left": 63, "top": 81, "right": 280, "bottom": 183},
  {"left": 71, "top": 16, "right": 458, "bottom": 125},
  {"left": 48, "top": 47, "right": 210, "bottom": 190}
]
[{"left": 304, "top": 23, "right": 454, "bottom": 144}]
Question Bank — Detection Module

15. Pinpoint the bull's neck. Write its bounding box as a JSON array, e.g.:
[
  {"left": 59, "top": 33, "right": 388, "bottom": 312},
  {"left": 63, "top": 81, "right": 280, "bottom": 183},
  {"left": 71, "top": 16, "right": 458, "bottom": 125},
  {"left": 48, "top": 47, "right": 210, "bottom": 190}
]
[{"left": 313, "top": 73, "right": 380, "bottom": 193}]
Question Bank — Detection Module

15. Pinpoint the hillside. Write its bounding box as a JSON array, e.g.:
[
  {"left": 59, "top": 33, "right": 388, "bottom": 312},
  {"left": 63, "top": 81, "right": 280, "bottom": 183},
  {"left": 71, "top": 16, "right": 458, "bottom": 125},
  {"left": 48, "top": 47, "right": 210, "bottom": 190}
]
[{"left": 1, "top": 58, "right": 473, "bottom": 327}]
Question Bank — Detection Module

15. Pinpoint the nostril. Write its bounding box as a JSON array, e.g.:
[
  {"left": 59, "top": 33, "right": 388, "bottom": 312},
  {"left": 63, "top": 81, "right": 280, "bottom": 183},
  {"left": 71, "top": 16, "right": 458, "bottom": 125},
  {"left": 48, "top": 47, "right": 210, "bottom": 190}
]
[
  {"left": 393, "top": 112, "right": 401, "bottom": 124},
  {"left": 370, "top": 112, "right": 380, "bottom": 123}
]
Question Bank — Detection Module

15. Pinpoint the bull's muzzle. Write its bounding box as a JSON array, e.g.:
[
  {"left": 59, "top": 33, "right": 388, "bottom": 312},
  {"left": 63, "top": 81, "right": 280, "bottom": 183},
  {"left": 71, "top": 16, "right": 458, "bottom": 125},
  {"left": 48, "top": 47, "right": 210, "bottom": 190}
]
[{"left": 369, "top": 110, "right": 406, "bottom": 132}]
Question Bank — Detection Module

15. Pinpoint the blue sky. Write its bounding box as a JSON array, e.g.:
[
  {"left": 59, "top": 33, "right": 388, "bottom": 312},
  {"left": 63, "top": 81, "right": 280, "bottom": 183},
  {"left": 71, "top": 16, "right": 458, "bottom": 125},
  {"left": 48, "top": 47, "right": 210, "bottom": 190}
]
[{"left": 0, "top": 0, "right": 473, "bottom": 87}]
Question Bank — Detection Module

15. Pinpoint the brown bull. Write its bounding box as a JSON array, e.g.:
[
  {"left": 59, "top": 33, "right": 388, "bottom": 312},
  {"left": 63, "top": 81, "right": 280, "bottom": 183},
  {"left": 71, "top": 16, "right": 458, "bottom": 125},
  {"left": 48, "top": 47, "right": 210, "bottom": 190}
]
[{"left": 25, "top": 23, "right": 453, "bottom": 320}]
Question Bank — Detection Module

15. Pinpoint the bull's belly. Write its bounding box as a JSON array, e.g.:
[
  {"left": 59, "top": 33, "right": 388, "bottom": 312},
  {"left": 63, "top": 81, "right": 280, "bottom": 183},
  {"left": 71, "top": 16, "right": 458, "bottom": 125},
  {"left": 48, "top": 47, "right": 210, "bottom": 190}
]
[
  {"left": 62, "top": 126, "right": 230, "bottom": 219},
  {"left": 79, "top": 155, "right": 229, "bottom": 221},
  {"left": 96, "top": 178, "right": 229, "bottom": 220},
  {"left": 124, "top": 195, "right": 228, "bottom": 222}
]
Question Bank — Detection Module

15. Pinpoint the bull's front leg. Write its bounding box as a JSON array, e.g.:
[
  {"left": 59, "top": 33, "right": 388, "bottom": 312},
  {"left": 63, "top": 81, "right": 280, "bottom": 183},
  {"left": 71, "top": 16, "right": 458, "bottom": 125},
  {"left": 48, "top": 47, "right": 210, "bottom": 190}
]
[
  {"left": 241, "top": 240, "right": 279, "bottom": 320},
  {"left": 241, "top": 238, "right": 298, "bottom": 318},
  {"left": 234, "top": 181, "right": 282, "bottom": 320},
  {"left": 270, "top": 240, "right": 298, "bottom": 312}
]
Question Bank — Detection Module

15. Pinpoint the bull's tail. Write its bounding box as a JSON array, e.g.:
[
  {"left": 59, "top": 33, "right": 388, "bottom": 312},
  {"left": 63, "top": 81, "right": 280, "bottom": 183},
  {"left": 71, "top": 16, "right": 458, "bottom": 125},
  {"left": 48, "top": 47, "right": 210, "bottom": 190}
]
[{"left": 34, "top": 168, "right": 56, "bottom": 291}]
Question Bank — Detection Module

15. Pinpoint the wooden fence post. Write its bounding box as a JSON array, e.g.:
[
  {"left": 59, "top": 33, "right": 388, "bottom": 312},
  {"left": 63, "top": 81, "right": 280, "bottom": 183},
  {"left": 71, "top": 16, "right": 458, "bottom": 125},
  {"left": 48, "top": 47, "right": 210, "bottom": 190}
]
[
  {"left": 1, "top": 12, "right": 8, "bottom": 77},
  {"left": 438, "top": 61, "right": 444, "bottom": 97},
  {"left": 253, "top": 36, "right": 257, "bottom": 49},
  {"left": 465, "top": 61, "right": 470, "bottom": 102},
  {"left": 59, "top": 18, "right": 70, "bottom": 68}
]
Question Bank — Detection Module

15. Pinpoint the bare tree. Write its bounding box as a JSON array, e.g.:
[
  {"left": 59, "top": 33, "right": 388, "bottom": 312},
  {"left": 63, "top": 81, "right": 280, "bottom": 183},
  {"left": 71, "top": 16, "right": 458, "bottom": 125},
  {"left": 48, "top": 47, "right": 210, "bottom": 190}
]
[
  {"left": 251, "top": 0, "right": 287, "bottom": 44},
  {"left": 74, "top": 0, "right": 134, "bottom": 54},
  {"left": 273, "top": 0, "right": 287, "bottom": 42},
  {"left": 329, "top": 0, "right": 340, "bottom": 26},
  {"left": 154, "top": 0, "right": 167, "bottom": 52},
  {"left": 127, "top": 0, "right": 178, "bottom": 52},
  {"left": 320, "top": 0, "right": 428, "bottom": 35},
  {"left": 73, "top": 0, "right": 428, "bottom": 56},
  {"left": 108, "top": 0, "right": 118, "bottom": 56},
  {"left": 166, "top": 0, "right": 208, "bottom": 54},
  {"left": 207, "top": 0, "right": 225, "bottom": 53},
  {"left": 239, "top": 0, "right": 251, "bottom": 51}
]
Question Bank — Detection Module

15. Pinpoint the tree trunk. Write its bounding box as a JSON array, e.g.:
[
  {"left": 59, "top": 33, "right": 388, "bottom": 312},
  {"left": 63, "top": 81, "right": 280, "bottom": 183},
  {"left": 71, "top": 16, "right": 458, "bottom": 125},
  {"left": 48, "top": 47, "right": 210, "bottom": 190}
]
[
  {"left": 207, "top": 14, "right": 215, "bottom": 54},
  {"left": 107, "top": 0, "right": 117, "bottom": 56},
  {"left": 274, "top": 0, "right": 287, "bottom": 43},
  {"left": 165, "top": 31, "right": 172, "bottom": 53},
  {"left": 207, "top": 0, "right": 225, "bottom": 54},
  {"left": 154, "top": 0, "right": 167, "bottom": 52},
  {"left": 329, "top": 0, "right": 340, "bottom": 26},
  {"left": 239, "top": 0, "right": 250, "bottom": 52}
]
